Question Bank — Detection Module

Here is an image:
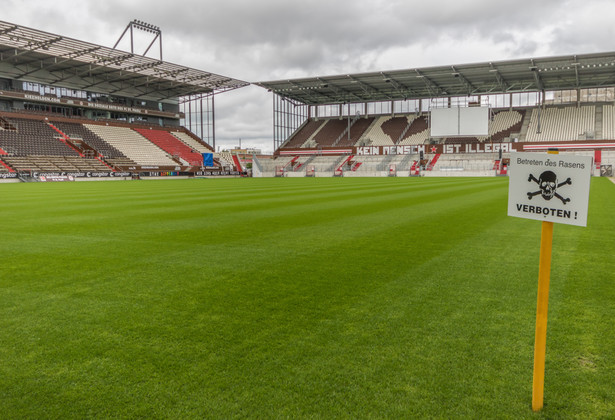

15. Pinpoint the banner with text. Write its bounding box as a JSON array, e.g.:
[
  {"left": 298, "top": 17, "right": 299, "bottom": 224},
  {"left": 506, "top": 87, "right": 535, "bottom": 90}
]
[{"left": 355, "top": 142, "right": 519, "bottom": 156}]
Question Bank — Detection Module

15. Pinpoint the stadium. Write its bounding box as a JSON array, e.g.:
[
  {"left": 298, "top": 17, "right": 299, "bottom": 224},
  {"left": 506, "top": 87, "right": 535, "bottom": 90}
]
[
  {"left": 1, "top": 18, "right": 614, "bottom": 418},
  {"left": 256, "top": 57, "right": 615, "bottom": 178}
]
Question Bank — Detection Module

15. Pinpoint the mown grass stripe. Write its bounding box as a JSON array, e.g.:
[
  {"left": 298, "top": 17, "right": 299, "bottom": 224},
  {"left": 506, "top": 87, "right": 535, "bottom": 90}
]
[{"left": 0, "top": 177, "right": 613, "bottom": 418}]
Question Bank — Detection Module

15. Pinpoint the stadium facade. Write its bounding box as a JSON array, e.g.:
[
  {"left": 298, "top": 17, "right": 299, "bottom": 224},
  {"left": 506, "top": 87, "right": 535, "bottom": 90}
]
[
  {"left": 255, "top": 53, "right": 615, "bottom": 178},
  {"left": 0, "top": 20, "right": 249, "bottom": 181}
]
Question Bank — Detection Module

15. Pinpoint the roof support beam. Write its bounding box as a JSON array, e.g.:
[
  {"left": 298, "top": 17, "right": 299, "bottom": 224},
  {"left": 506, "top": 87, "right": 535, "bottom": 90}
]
[
  {"left": 0, "top": 25, "right": 18, "bottom": 36},
  {"left": 348, "top": 75, "right": 390, "bottom": 101},
  {"left": 415, "top": 69, "right": 443, "bottom": 96},
  {"left": 14, "top": 47, "right": 105, "bottom": 79},
  {"left": 50, "top": 54, "right": 136, "bottom": 84},
  {"left": 530, "top": 59, "right": 544, "bottom": 91},
  {"left": 489, "top": 62, "right": 509, "bottom": 91},
  {"left": 12, "top": 36, "right": 63, "bottom": 57},
  {"left": 287, "top": 81, "right": 321, "bottom": 103},
  {"left": 450, "top": 66, "right": 476, "bottom": 94},
  {"left": 380, "top": 71, "right": 417, "bottom": 98},
  {"left": 572, "top": 56, "right": 581, "bottom": 88},
  {"left": 315, "top": 77, "right": 363, "bottom": 102}
]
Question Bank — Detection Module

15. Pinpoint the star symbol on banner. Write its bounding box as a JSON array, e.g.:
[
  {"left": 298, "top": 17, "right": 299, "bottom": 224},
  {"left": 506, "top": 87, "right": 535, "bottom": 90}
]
[{"left": 431, "top": 146, "right": 437, "bottom": 153}]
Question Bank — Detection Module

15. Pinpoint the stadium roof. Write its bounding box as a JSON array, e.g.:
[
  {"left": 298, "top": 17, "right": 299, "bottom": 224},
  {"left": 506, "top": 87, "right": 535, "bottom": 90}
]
[
  {"left": 0, "top": 20, "right": 249, "bottom": 101},
  {"left": 256, "top": 51, "right": 615, "bottom": 105}
]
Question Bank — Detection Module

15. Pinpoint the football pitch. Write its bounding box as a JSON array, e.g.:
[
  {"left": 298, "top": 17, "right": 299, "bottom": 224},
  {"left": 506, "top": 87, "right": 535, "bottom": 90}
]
[{"left": 0, "top": 177, "right": 613, "bottom": 418}]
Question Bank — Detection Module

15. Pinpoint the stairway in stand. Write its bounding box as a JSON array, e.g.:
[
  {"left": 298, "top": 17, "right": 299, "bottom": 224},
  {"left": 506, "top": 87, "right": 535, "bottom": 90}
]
[
  {"left": 47, "top": 123, "right": 85, "bottom": 157},
  {"left": 232, "top": 154, "right": 245, "bottom": 175},
  {"left": 426, "top": 154, "right": 441, "bottom": 170},
  {"left": 0, "top": 159, "right": 15, "bottom": 172},
  {"left": 335, "top": 155, "right": 354, "bottom": 176}
]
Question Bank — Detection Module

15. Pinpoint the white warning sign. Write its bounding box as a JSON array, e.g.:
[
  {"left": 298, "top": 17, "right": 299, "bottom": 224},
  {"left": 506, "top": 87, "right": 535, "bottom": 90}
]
[{"left": 508, "top": 152, "right": 592, "bottom": 227}]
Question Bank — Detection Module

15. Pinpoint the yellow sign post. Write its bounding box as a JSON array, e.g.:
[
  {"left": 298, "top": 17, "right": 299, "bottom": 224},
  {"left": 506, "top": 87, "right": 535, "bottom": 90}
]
[
  {"left": 532, "top": 219, "right": 553, "bottom": 411},
  {"left": 532, "top": 149, "right": 558, "bottom": 411},
  {"left": 507, "top": 150, "right": 592, "bottom": 412}
]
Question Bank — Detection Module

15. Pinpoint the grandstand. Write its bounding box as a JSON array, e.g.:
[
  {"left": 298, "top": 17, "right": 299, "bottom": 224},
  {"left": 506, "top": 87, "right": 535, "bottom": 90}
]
[
  {"left": 253, "top": 104, "right": 615, "bottom": 177},
  {"left": 256, "top": 52, "right": 615, "bottom": 178},
  {"left": 1, "top": 18, "right": 615, "bottom": 181},
  {"left": 0, "top": 20, "right": 249, "bottom": 181}
]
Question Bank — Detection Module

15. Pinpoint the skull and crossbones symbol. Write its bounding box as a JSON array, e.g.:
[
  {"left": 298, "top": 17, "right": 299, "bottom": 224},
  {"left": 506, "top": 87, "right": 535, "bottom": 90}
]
[{"left": 527, "top": 171, "right": 571, "bottom": 204}]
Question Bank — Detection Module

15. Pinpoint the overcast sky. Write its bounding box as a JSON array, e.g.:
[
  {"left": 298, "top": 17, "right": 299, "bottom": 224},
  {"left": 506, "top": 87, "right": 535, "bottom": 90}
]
[{"left": 3, "top": 0, "right": 614, "bottom": 153}]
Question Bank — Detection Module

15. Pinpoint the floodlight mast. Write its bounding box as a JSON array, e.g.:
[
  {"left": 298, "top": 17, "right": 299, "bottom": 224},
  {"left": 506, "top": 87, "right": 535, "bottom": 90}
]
[{"left": 113, "top": 19, "right": 163, "bottom": 60}]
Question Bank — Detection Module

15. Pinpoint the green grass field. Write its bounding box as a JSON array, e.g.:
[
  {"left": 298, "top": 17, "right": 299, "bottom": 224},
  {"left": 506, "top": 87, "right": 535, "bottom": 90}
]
[{"left": 0, "top": 177, "right": 613, "bottom": 418}]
